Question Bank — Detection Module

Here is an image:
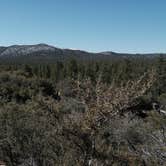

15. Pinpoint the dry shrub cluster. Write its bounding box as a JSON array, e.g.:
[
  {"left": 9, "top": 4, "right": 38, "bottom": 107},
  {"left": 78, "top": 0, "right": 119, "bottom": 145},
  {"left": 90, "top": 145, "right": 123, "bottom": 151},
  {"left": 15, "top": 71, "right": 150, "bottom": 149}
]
[{"left": 1, "top": 69, "right": 166, "bottom": 166}]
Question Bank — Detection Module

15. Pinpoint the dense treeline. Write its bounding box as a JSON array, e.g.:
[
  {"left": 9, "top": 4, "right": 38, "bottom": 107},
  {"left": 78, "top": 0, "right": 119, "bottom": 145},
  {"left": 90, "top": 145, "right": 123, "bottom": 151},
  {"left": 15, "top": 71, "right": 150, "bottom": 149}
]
[
  {"left": 0, "top": 56, "right": 165, "bottom": 165},
  {"left": 0, "top": 57, "right": 154, "bottom": 82},
  {"left": 0, "top": 56, "right": 165, "bottom": 99}
]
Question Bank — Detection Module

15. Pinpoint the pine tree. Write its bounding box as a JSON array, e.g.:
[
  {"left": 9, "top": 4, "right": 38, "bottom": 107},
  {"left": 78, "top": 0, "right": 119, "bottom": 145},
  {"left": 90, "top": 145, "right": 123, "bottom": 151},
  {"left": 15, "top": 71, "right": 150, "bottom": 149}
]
[{"left": 156, "top": 55, "right": 166, "bottom": 96}]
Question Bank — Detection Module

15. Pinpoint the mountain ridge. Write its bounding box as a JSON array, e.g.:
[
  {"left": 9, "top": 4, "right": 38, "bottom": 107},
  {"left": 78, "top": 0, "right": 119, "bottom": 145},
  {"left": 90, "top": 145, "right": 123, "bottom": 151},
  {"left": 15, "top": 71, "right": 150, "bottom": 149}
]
[{"left": 0, "top": 44, "right": 165, "bottom": 63}]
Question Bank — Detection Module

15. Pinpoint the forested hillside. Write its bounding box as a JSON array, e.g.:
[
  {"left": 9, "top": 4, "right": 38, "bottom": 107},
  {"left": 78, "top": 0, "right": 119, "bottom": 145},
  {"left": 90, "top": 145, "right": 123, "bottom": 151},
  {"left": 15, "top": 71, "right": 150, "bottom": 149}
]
[
  {"left": 0, "top": 55, "right": 165, "bottom": 165},
  {"left": 0, "top": 44, "right": 165, "bottom": 63}
]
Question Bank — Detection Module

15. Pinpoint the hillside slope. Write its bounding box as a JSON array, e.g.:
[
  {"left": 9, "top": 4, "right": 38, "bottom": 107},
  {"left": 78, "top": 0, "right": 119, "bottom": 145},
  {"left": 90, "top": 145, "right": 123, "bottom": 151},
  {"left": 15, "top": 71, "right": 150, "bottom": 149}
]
[{"left": 0, "top": 44, "right": 165, "bottom": 63}]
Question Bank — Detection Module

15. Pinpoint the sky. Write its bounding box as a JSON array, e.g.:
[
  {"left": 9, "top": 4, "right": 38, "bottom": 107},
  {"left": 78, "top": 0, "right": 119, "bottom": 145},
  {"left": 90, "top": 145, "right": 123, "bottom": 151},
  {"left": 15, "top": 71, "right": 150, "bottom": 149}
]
[{"left": 0, "top": 0, "right": 166, "bottom": 53}]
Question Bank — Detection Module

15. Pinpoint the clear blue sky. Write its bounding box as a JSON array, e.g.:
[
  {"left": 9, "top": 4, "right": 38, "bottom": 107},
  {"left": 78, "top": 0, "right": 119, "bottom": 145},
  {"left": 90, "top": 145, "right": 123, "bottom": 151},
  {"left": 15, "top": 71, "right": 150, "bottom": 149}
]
[{"left": 0, "top": 0, "right": 166, "bottom": 53}]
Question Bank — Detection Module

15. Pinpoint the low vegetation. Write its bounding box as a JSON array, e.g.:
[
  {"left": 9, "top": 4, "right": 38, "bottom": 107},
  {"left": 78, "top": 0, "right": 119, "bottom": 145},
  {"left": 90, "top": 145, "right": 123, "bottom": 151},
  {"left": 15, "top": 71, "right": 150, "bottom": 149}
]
[{"left": 0, "top": 56, "right": 165, "bottom": 165}]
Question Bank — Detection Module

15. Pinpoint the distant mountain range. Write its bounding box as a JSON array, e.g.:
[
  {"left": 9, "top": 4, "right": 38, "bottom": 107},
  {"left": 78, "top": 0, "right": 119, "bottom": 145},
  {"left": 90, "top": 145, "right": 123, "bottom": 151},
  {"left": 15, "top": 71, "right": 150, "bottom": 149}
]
[{"left": 0, "top": 44, "right": 165, "bottom": 63}]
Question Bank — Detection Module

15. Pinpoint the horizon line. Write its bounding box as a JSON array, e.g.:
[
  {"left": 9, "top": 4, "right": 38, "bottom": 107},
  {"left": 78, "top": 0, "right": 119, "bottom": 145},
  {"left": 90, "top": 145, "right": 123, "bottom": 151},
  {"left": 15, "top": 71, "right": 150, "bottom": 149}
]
[{"left": 0, "top": 43, "right": 166, "bottom": 55}]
